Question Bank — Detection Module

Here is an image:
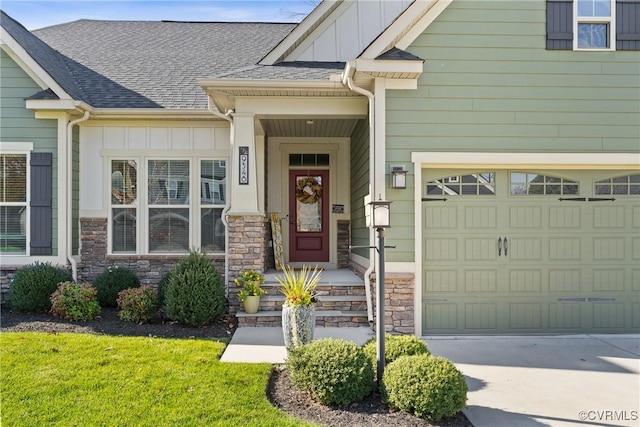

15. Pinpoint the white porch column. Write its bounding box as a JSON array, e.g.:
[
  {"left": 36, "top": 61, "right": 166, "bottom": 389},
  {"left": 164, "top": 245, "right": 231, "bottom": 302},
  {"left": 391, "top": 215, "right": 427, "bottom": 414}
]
[{"left": 228, "top": 113, "right": 260, "bottom": 215}]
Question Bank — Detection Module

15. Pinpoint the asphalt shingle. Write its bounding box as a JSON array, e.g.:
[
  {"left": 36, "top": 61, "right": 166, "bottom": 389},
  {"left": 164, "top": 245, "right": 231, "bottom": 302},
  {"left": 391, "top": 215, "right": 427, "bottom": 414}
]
[{"left": 31, "top": 19, "right": 298, "bottom": 109}]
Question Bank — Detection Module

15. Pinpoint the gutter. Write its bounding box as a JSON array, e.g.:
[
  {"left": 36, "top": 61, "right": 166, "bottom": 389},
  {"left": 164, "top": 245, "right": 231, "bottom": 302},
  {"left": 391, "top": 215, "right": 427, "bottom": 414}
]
[
  {"left": 342, "top": 63, "right": 375, "bottom": 326},
  {"left": 207, "top": 96, "right": 234, "bottom": 298},
  {"left": 66, "top": 108, "right": 90, "bottom": 281}
]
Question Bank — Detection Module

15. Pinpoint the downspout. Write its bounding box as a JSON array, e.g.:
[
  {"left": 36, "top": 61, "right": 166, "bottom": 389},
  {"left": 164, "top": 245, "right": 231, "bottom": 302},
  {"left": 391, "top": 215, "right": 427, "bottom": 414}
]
[
  {"left": 67, "top": 109, "right": 90, "bottom": 281},
  {"left": 342, "top": 67, "right": 376, "bottom": 326},
  {"left": 207, "top": 96, "right": 234, "bottom": 298}
]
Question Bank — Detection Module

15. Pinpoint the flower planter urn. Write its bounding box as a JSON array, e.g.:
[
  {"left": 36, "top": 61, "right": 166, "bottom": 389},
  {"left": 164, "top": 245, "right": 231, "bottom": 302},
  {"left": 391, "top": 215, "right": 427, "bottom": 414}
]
[
  {"left": 242, "top": 295, "right": 261, "bottom": 314},
  {"left": 282, "top": 304, "right": 315, "bottom": 350}
]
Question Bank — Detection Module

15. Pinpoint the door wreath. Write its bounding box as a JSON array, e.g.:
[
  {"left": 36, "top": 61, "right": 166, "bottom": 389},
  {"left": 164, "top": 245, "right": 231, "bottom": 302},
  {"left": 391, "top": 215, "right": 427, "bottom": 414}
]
[{"left": 296, "top": 176, "right": 322, "bottom": 204}]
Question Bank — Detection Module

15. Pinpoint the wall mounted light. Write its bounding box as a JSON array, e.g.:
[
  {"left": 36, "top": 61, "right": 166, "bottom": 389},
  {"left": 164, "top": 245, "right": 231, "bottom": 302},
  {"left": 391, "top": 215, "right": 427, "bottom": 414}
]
[{"left": 391, "top": 166, "right": 407, "bottom": 189}]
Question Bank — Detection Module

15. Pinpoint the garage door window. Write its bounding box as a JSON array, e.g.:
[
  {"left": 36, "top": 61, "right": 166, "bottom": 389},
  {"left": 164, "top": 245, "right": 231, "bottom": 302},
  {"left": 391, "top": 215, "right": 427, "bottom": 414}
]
[
  {"left": 594, "top": 173, "right": 640, "bottom": 195},
  {"left": 510, "top": 172, "right": 579, "bottom": 195},
  {"left": 427, "top": 173, "right": 495, "bottom": 196}
]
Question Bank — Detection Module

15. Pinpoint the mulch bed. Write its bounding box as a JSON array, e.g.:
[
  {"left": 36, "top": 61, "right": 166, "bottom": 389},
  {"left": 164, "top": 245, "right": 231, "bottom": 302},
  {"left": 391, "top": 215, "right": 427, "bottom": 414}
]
[{"left": 0, "top": 306, "right": 472, "bottom": 427}]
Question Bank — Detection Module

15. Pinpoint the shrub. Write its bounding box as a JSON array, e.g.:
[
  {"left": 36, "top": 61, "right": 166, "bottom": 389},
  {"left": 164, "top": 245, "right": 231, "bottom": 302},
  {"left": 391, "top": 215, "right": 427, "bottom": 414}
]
[
  {"left": 157, "top": 272, "right": 170, "bottom": 306},
  {"left": 117, "top": 285, "right": 158, "bottom": 323},
  {"left": 94, "top": 266, "right": 140, "bottom": 307},
  {"left": 363, "top": 334, "right": 430, "bottom": 378},
  {"left": 163, "top": 249, "right": 226, "bottom": 326},
  {"left": 50, "top": 282, "right": 101, "bottom": 321},
  {"left": 286, "top": 338, "right": 374, "bottom": 406},
  {"left": 9, "top": 262, "right": 73, "bottom": 313},
  {"left": 381, "top": 355, "right": 468, "bottom": 421}
]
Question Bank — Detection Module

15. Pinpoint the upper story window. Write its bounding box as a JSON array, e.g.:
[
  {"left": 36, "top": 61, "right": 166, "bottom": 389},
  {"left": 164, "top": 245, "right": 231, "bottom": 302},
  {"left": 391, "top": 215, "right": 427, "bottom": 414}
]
[
  {"left": 576, "top": 0, "right": 615, "bottom": 49},
  {"left": 0, "top": 154, "right": 28, "bottom": 254},
  {"left": 547, "top": 0, "right": 639, "bottom": 51}
]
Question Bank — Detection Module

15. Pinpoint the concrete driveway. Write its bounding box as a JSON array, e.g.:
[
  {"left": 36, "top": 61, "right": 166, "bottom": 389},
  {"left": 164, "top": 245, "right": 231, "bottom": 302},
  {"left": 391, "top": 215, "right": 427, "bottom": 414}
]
[{"left": 425, "top": 335, "right": 640, "bottom": 427}]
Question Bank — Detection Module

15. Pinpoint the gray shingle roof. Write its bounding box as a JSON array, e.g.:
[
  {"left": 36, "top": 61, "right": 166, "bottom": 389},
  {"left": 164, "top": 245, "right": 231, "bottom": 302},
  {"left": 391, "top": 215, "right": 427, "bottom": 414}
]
[
  {"left": 30, "top": 19, "right": 297, "bottom": 109},
  {"left": 216, "top": 61, "right": 345, "bottom": 80},
  {"left": 1, "top": 10, "right": 89, "bottom": 103},
  {"left": 376, "top": 47, "right": 423, "bottom": 61}
]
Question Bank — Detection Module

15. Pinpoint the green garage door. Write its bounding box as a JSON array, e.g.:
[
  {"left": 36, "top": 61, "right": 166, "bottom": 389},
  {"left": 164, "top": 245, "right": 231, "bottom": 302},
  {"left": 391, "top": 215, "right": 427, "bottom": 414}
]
[{"left": 422, "top": 169, "right": 640, "bottom": 334}]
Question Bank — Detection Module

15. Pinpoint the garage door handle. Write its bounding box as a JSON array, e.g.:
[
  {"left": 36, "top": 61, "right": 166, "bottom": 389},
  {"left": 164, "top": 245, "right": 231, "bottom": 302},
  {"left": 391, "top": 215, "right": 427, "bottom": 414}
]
[
  {"left": 497, "top": 237, "right": 503, "bottom": 256},
  {"left": 503, "top": 237, "right": 508, "bottom": 256}
]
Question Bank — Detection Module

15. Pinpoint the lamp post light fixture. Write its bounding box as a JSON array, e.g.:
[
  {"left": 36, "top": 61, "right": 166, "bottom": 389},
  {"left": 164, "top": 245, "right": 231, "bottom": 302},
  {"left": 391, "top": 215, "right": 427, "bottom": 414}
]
[
  {"left": 391, "top": 166, "right": 407, "bottom": 189},
  {"left": 369, "top": 198, "right": 391, "bottom": 384}
]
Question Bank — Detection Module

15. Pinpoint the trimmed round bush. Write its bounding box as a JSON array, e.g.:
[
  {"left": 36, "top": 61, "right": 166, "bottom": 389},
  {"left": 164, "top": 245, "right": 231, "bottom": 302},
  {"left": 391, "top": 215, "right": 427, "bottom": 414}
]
[
  {"left": 9, "top": 262, "right": 73, "bottom": 313},
  {"left": 381, "top": 355, "right": 468, "bottom": 421},
  {"left": 286, "top": 338, "right": 375, "bottom": 406},
  {"left": 94, "top": 266, "right": 140, "bottom": 307},
  {"left": 163, "top": 250, "right": 226, "bottom": 326},
  {"left": 117, "top": 285, "right": 158, "bottom": 323},
  {"left": 363, "top": 334, "right": 430, "bottom": 378},
  {"left": 50, "top": 281, "right": 101, "bottom": 321}
]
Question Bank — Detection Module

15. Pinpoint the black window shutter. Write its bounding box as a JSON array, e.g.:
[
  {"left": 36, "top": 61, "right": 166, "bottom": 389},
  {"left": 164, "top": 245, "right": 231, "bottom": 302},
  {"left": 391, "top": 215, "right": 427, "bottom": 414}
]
[
  {"left": 617, "top": 0, "right": 640, "bottom": 50},
  {"left": 547, "top": 0, "right": 574, "bottom": 50},
  {"left": 30, "top": 152, "right": 53, "bottom": 255}
]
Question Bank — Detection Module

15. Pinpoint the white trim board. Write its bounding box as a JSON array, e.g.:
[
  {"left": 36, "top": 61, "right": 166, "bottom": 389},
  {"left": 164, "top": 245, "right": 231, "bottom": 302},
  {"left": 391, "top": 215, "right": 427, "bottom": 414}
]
[{"left": 411, "top": 152, "right": 640, "bottom": 169}]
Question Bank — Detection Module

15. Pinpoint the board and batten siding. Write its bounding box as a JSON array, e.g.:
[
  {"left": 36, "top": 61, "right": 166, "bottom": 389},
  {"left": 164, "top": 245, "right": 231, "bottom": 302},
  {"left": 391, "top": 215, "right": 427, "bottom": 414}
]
[
  {"left": 294, "top": 0, "right": 412, "bottom": 62},
  {"left": 384, "top": 0, "right": 640, "bottom": 263},
  {"left": 80, "top": 122, "right": 231, "bottom": 213},
  {"left": 0, "top": 50, "right": 59, "bottom": 255},
  {"left": 349, "top": 118, "right": 370, "bottom": 259}
]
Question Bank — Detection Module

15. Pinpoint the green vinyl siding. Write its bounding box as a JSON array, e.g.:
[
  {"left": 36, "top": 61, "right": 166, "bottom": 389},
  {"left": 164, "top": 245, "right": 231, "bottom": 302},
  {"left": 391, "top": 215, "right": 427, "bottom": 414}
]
[
  {"left": 385, "top": 0, "right": 640, "bottom": 262},
  {"left": 0, "top": 50, "right": 59, "bottom": 255},
  {"left": 350, "top": 118, "right": 370, "bottom": 259}
]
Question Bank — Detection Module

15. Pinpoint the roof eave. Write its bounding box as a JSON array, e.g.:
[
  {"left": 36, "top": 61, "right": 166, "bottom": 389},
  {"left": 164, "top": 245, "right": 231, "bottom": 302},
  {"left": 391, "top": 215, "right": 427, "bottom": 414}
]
[{"left": 1, "top": 27, "right": 72, "bottom": 100}]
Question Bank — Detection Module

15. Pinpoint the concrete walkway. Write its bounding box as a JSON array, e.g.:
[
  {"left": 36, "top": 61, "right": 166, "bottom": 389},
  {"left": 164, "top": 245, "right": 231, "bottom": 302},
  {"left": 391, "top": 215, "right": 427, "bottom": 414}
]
[{"left": 221, "top": 330, "right": 640, "bottom": 427}]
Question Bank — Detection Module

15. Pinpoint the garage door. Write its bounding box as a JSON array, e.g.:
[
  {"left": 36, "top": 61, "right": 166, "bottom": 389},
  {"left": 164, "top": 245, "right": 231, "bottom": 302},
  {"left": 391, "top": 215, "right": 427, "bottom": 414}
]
[{"left": 422, "top": 169, "right": 640, "bottom": 334}]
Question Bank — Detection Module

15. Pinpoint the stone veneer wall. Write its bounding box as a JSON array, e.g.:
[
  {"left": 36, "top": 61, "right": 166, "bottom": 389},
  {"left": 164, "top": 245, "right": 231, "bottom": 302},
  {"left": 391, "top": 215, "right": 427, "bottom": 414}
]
[
  {"left": 337, "top": 220, "right": 350, "bottom": 269},
  {"left": 78, "top": 217, "right": 225, "bottom": 285},
  {"left": 226, "top": 214, "right": 268, "bottom": 314},
  {"left": 369, "top": 271, "right": 415, "bottom": 335},
  {"left": 0, "top": 266, "right": 20, "bottom": 304}
]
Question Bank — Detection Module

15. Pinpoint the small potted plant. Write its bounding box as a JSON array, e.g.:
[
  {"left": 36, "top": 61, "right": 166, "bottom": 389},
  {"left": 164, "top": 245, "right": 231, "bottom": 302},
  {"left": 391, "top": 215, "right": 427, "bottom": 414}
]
[
  {"left": 277, "top": 264, "right": 322, "bottom": 350},
  {"left": 235, "top": 269, "right": 266, "bottom": 314}
]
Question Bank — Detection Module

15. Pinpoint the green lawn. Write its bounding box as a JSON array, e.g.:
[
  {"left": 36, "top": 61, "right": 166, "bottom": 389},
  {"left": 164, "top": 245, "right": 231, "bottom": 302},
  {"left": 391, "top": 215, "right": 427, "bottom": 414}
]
[{"left": 0, "top": 332, "right": 313, "bottom": 426}]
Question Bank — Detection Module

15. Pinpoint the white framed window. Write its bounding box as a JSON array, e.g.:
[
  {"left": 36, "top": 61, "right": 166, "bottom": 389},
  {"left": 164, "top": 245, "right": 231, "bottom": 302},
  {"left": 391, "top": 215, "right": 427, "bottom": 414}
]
[
  {"left": 0, "top": 152, "right": 29, "bottom": 254},
  {"left": 510, "top": 172, "right": 579, "bottom": 196},
  {"left": 426, "top": 172, "right": 496, "bottom": 196},
  {"left": 575, "top": 0, "right": 616, "bottom": 50},
  {"left": 109, "top": 156, "right": 227, "bottom": 255}
]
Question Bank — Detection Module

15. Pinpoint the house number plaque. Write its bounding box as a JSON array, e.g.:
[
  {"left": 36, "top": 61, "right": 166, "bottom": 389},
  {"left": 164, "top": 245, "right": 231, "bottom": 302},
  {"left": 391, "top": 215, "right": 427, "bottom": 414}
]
[{"left": 239, "top": 146, "right": 249, "bottom": 185}]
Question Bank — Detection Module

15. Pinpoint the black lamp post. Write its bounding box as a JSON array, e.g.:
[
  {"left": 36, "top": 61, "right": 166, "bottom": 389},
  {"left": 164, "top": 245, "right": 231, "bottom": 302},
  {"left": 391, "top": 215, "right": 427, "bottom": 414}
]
[{"left": 369, "top": 198, "right": 391, "bottom": 383}]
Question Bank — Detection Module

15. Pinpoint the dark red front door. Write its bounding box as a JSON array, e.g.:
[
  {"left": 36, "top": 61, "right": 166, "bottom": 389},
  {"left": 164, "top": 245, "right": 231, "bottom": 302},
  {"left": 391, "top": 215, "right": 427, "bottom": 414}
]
[{"left": 288, "top": 170, "right": 329, "bottom": 262}]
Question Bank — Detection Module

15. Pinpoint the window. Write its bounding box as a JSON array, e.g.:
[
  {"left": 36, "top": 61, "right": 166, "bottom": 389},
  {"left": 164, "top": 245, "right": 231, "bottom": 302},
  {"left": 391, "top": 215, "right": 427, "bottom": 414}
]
[
  {"left": 0, "top": 154, "right": 28, "bottom": 254},
  {"left": 110, "top": 157, "right": 226, "bottom": 254},
  {"left": 427, "top": 173, "right": 496, "bottom": 196},
  {"left": 575, "top": 0, "right": 614, "bottom": 49},
  {"left": 510, "top": 172, "right": 579, "bottom": 195},
  {"left": 547, "top": 0, "right": 639, "bottom": 51},
  {"left": 595, "top": 173, "right": 640, "bottom": 195}
]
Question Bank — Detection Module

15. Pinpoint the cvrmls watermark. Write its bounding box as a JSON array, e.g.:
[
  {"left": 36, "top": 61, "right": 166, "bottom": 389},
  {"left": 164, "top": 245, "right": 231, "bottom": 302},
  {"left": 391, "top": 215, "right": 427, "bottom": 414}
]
[{"left": 578, "top": 410, "right": 638, "bottom": 422}]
